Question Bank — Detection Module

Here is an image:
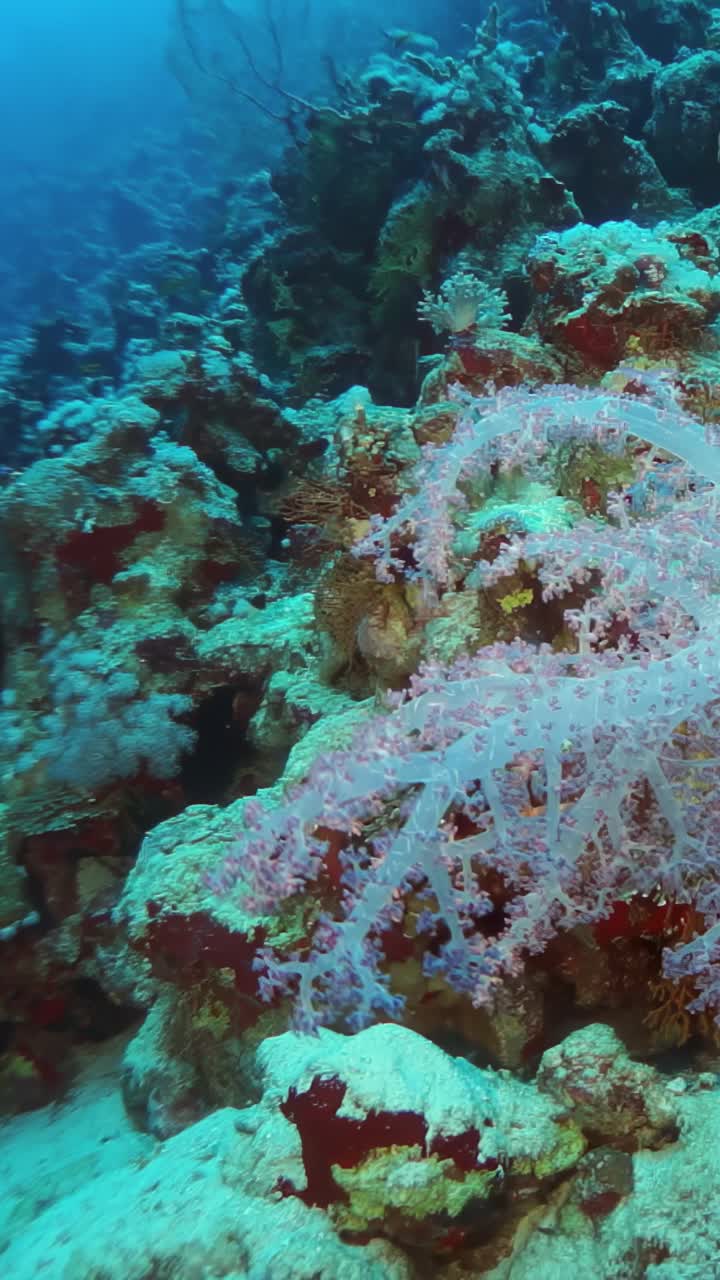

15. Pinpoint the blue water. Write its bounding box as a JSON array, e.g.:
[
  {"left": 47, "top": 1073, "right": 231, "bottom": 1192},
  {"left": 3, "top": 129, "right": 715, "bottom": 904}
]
[{"left": 0, "top": 0, "right": 471, "bottom": 339}]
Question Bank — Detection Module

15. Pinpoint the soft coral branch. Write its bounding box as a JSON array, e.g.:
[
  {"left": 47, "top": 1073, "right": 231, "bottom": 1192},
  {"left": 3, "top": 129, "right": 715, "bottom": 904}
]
[{"left": 212, "top": 380, "right": 720, "bottom": 1029}]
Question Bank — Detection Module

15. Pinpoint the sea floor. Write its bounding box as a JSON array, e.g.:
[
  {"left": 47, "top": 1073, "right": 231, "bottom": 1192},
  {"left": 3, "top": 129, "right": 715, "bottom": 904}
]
[{"left": 0, "top": 1031, "right": 153, "bottom": 1260}]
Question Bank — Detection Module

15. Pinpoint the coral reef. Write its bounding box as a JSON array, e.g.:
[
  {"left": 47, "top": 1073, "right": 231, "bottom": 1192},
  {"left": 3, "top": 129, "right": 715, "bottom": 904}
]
[{"left": 6, "top": 1, "right": 720, "bottom": 1274}]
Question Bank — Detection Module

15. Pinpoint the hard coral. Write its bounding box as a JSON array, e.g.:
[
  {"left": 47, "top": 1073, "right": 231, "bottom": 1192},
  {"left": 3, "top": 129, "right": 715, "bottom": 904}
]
[
  {"left": 260, "top": 1022, "right": 585, "bottom": 1249},
  {"left": 537, "top": 1023, "right": 679, "bottom": 1150},
  {"left": 526, "top": 219, "right": 720, "bottom": 372}
]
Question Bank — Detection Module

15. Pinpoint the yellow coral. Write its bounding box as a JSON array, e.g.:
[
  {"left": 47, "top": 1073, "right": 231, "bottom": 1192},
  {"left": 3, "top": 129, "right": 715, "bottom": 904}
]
[
  {"left": 331, "top": 1145, "right": 499, "bottom": 1232},
  {"left": 497, "top": 587, "right": 534, "bottom": 614}
]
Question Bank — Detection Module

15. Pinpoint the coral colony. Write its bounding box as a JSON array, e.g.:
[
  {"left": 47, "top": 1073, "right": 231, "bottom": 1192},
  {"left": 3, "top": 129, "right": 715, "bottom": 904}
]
[{"left": 7, "top": 1, "right": 720, "bottom": 1276}]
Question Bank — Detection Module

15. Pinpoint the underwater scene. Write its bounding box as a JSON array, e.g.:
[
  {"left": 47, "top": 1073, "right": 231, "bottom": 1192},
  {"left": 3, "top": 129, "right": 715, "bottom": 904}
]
[{"left": 6, "top": 0, "right": 720, "bottom": 1274}]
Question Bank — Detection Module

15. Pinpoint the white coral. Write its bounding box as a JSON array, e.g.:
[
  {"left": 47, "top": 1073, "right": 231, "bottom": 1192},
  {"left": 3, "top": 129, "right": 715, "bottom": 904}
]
[{"left": 417, "top": 270, "right": 509, "bottom": 334}]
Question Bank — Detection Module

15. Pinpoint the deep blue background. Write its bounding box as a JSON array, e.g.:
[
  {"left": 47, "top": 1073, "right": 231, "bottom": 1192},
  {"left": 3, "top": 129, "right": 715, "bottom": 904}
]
[{"left": 0, "top": 0, "right": 482, "bottom": 338}]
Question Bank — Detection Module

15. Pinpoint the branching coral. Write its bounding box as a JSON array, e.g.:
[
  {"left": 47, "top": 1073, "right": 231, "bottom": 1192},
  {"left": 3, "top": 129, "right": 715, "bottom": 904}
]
[{"left": 205, "top": 378, "right": 720, "bottom": 1032}]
